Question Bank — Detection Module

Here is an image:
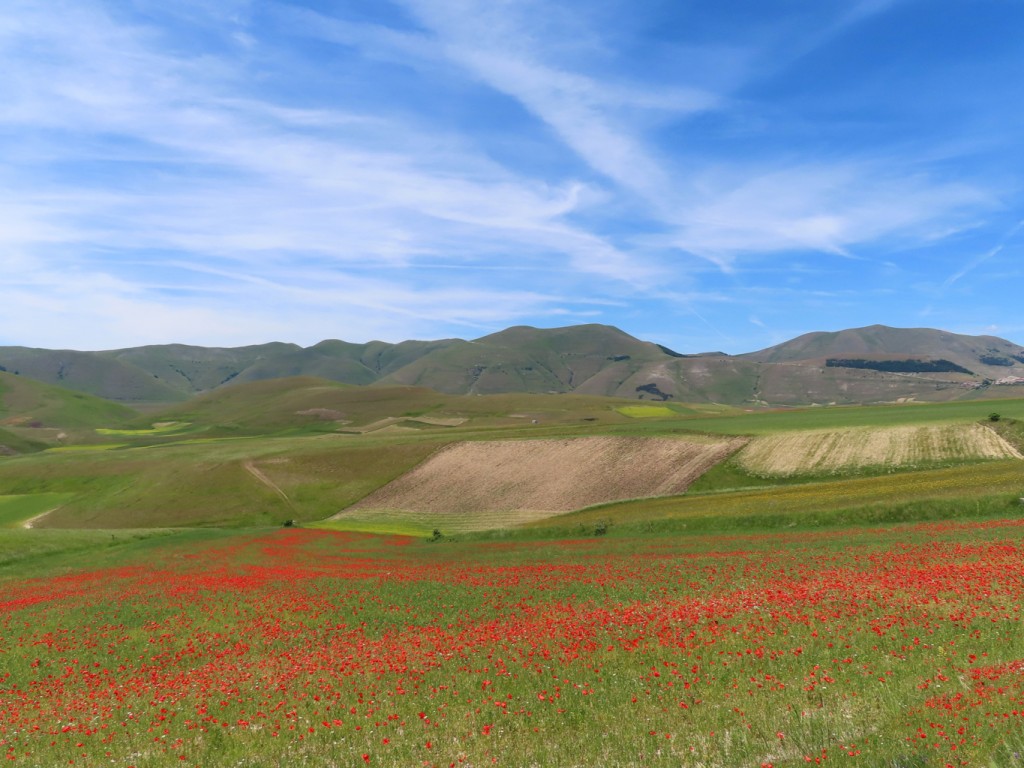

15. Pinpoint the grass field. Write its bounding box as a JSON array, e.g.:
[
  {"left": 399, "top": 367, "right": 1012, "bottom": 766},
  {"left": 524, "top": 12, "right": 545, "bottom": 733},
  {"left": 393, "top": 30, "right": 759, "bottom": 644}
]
[
  {"left": 677, "top": 398, "right": 1024, "bottom": 435},
  {"left": 3, "top": 522, "right": 1024, "bottom": 766},
  {"left": 533, "top": 459, "right": 1024, "bottom": 532},
  {"left": 0, "top": 493, "right": 70, "bottom": 528}
]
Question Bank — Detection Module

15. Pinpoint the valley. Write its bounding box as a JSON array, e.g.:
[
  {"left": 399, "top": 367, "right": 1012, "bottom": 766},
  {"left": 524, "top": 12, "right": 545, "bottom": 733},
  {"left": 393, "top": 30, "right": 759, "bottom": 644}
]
[{"left": 3, "top": 325, "right": 1024, "bottom": 766}]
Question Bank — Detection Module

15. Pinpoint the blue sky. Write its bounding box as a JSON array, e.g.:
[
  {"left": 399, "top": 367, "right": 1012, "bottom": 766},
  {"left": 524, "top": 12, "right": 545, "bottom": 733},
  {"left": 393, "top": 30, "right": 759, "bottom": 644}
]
[{"left": 2, "top": 0, "right": 1022, "bottom": 353}]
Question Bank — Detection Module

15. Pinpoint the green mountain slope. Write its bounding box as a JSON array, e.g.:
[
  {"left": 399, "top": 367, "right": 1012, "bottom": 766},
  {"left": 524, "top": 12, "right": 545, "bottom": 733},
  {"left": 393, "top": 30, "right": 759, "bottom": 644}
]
[
  {"left": 4, "top": 323, "right": 1024, "bottom": 407},
  {"left": 101, "top": 342, "right": 302, "bottom": 393},
  {"left": 0, "top": 348, "right": 186, "bottom": 403},
  {"left": 380, "top": 324, "right": 673, "bottom": 394}
]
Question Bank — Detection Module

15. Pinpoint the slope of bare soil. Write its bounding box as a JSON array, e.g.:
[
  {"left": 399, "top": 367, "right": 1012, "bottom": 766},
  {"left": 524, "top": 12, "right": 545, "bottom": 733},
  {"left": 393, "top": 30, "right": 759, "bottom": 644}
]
[{"left": 339, "top": 436, "right": 746, "bottom": 532}]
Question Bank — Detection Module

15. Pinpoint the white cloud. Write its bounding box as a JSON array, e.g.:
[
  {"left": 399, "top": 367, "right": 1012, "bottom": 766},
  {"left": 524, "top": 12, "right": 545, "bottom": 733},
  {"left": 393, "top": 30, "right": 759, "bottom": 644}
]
[{"left": 667, "top": 163, "right": 992, "bottom": 267}]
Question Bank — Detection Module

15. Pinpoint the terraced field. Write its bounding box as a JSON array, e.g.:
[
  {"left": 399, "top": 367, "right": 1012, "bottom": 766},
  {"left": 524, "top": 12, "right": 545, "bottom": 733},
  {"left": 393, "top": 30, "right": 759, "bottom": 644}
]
[
  {"left": 737, "top": 423, "right": 1021, "bottom": 476},
  {"left": 336, "top": 435, "right": 746, "bottom": 532}
]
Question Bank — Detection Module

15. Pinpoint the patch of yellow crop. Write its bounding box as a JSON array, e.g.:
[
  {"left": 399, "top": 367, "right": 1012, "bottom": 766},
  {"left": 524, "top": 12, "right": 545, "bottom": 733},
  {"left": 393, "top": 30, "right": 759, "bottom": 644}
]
[
  {"left": 616, "top": 405, "right": 678, "bottom": 419},
  {"left": 96, "top": 422, "right": 190, "bottom": 436}
]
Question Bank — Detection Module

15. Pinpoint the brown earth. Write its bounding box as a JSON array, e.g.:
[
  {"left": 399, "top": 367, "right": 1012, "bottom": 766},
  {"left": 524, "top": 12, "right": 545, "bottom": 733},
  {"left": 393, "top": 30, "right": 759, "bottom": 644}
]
[{"left": 339, "top": 435, "right": 746, "bottom": 532}]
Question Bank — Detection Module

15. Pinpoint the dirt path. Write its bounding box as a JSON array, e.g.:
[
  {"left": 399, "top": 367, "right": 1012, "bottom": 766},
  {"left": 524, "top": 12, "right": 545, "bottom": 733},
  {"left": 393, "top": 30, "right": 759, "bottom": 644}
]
[
  {"left": 243, "top": 461, "right": 295, "bottom": 510},
  {"left": 22, "top": 507, "right": 60, "bottom": 529}
]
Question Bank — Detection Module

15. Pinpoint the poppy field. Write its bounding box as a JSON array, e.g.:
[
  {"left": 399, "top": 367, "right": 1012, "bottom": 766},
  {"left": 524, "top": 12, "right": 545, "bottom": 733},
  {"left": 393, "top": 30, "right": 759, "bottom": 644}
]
[{"left": 3, "top": 520, "right": 1024, "bottom": 767}]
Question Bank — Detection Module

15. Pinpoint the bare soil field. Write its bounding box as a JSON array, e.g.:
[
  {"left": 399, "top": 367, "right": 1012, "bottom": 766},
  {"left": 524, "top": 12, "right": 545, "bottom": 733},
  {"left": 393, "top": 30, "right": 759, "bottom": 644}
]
[
  {"left": 738, "top": 423, "right": 1022, "bottom": 476},
  {"left": 338, "top": 435, "right": 746, "bottom": 532}
]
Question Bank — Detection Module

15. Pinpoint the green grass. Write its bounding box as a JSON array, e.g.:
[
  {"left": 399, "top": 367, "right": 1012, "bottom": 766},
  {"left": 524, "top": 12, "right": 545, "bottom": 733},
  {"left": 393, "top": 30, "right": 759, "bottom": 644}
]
[
  {"left": 0, "top": 528, "right": 184, "bottom": 577},
  {"left": 0, "top": 425, "right": 48, "bottom": 454},
  {"left": 0, "top": 492, "right": 71, "bottom": 528},
  {"left": 45, "top": 442, "right": 129, "bottom": 452},
  {"left": 0, "top": 370, "right": 139, "bottom": 430},
  {"left": 310, "top": 517, "right": 433, "bottom": 537},
  {"left": 0, "top": 432, "right": 443, "bottom": 528},
  {"left": 529, "top": 459, "right": 1024, "bottom": 532},
  {"left": 677, "top": 397, "right": 1024, "bottom": 435}
]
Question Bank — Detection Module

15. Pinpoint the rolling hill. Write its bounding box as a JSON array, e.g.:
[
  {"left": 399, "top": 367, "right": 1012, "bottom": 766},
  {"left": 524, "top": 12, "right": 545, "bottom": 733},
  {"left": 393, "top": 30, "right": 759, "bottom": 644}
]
[
  {"left": 0, "top": 371, "right": 138, "bottom": 452},
  {"left": 3, "top": 323, "right": 1024, "bottom": 407},
  {"left": 150, "top": 376, "right": 660, "bottom": 438}
]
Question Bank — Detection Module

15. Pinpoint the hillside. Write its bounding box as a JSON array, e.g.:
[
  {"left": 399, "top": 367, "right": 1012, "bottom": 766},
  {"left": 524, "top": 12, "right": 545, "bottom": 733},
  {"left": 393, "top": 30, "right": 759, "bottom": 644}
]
[
  {"left": 4, "top": 323, "right": 1024, "bottom": 407},
  {"left": 378, "top": 324, "right": 672, "bottom": 395},
  {"left": 0, "top": 371, "right": 138, "bottom": 451},
  {"left": 742, "top": 325, "right": 1024, "bottom": 405},
  {"left": 150, "top": 376, "right": 658, "bottom": 438},
  {"left": 0, "top": 347, "right": 187, "bottom": 404},
  {"left": 746, "top": 325, "right": 1024, "bottom": 373}
]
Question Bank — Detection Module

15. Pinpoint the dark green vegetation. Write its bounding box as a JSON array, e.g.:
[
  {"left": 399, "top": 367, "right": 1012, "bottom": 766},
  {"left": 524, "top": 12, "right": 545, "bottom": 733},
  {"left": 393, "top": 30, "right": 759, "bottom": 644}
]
[
  {"left": 825, "top": 357, "right": 974, "bottom": 374},
  {"left": 5, "top": 323, "right": 1024, "bottom": 407}
]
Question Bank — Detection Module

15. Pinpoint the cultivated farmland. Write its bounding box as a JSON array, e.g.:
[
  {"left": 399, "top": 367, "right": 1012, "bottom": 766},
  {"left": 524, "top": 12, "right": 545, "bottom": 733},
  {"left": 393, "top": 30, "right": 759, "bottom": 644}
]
[
  {"left": 339, "top": 435, "right": 746, "bottom": 532},
  {"left": 737, "top": 423, "right": 1022, "bottom": 476}
]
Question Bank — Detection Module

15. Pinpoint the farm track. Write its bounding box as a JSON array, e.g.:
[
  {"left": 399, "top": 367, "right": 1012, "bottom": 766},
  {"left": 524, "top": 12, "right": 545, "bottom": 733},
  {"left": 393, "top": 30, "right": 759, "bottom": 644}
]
[
  {"left": 243, "top": 461, "right": 294, "bottom": 509},
  {"left": 21, "top": 506, "right": 60, "bottom": 529}
]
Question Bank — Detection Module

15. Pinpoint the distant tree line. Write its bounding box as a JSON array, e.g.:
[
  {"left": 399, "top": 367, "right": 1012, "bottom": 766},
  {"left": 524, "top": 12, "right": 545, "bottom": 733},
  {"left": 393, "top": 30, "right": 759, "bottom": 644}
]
[
  {"left": 635, "top": 382, "right": 673, "bottom": 401},
  {"left": 979, "top": 355, "right": 1015, "bottom": 367},
  {"left": 825, "top": 358, "right": 974, "bottom": 375}
]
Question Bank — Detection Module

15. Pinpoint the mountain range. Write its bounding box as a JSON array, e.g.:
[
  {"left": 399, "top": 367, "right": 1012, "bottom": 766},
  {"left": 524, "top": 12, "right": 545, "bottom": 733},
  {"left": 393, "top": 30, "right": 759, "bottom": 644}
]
[{"left": 3, "top": 324, "right": 1024, "bottom": 407}]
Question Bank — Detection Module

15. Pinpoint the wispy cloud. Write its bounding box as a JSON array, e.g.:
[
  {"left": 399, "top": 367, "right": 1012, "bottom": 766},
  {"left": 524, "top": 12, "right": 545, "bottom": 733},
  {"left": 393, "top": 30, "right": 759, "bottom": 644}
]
[
  {"left": 941, "top": 219, "right": 1024, "bottom": 291},
  {"left": 396, "top": 0, "right": 715, "bottom": 203},
  {"left": 0, "top": 0, "right": 664, "bottom": 348},
  {"left": 667, "top": 163, "right": 992, "bottom": 268},
  {"left": 0, "top": 0, "right": 1018, "bottom": 351}
]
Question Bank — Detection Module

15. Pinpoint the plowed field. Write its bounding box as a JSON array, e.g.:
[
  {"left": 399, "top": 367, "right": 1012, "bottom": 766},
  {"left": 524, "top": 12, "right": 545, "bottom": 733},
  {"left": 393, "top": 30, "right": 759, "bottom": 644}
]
[
  {"left": 738, "top": 423, "right": 1021, "bottom": 476},
  {"left": 339, "top": 436, "right": 746, "bottom": 531}
]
